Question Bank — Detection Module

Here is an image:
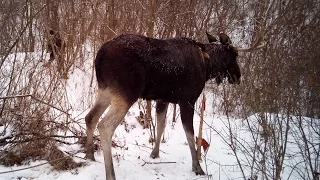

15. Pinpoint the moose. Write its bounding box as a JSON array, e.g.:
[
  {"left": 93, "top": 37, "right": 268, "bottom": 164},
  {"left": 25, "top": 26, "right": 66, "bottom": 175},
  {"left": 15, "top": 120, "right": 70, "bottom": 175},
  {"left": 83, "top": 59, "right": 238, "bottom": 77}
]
[
  {"left": 43, "top": 30, "right": 65, "bottom": 67},
  {"left": 85, "top": 32, "right": 249, "bottom": 180}
]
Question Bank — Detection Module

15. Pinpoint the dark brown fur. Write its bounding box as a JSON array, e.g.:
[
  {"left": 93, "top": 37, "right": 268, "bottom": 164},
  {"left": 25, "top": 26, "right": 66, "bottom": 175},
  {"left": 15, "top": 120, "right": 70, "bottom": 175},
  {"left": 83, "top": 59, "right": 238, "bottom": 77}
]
[{"left": 47, "top": 30, "right": 65, "bottom": 62}]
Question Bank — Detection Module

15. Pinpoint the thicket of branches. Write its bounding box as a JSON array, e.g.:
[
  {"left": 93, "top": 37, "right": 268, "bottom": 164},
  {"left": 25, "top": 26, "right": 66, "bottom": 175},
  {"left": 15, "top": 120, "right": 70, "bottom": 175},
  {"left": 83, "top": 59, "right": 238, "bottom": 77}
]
[{"left": 0, "top": 0, "right": 319, "bottom": 179}]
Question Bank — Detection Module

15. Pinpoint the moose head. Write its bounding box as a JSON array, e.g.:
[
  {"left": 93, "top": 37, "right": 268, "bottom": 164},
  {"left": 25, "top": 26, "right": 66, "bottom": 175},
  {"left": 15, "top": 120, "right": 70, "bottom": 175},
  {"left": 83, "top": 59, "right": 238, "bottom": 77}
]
[{"left": 204, "top": 32, "right": 241, "bottom": 85}]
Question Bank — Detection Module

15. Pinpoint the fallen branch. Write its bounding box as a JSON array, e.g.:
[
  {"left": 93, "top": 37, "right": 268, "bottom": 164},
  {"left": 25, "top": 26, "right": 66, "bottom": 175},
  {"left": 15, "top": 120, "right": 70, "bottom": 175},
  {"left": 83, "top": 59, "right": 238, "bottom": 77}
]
[
  {"left": 141, "top": 159, "right": 176, "bottom": 166},
  {"left": 197, "top": 93, "right": 206, "bottom": 160},
  {"left": 63, "top": 151, "right": 99, "bottom": 163},
  {"left": 132, "top": 141, "right": 168, "bottom": 154}
]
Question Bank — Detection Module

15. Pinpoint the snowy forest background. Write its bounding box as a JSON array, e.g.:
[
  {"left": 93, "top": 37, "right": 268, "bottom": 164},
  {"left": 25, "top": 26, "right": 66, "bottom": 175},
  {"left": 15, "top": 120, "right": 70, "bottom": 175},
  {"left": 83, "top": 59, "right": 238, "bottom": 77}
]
[{"left": 0, "top": 0, "right": 319, "bottom": 180}]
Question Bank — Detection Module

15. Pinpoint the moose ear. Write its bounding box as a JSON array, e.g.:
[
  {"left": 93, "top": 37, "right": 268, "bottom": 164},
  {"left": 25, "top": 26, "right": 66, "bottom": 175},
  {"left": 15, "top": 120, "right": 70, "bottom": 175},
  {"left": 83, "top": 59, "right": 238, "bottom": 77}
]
[
  {"left": 206, "top": 32, "right": 218, "bottom": 43},
  {"left": 219, "top": 32, "right": 232, "bottom": 45}
]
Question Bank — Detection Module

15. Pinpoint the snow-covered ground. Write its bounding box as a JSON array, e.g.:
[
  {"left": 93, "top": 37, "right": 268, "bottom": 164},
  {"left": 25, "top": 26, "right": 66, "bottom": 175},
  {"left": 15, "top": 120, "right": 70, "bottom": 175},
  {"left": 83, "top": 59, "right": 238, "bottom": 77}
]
[
  {"left": 0, "top": 74, "right": 245, "bottom": 180},
  {"left": 0, "top": 106, "right": 241, "bottom": 180},
  {"left": 1, "top": 51, "right": 318, "bottom": 180}
]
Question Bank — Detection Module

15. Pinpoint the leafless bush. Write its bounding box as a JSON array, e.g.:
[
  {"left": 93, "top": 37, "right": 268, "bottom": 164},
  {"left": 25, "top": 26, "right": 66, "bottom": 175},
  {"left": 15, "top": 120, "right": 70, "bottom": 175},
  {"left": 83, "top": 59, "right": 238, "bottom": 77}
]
[
  {"left": 0, "top": 0, "right": 319, "bottom": 178},
  {"left": 211, "top": 0, "right": 320, "bottom": 179}
]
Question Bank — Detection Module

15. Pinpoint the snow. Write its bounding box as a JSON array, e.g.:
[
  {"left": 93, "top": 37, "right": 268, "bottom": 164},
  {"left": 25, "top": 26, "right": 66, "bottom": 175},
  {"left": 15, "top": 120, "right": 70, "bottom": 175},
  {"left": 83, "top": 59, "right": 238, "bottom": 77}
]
[
  {"left": 0, "top": 51, "right": 318, "bottom": 180},
  {"left": 0, "top": 94, "right": 317, "bottom": 180},
  {"left": 0, "top": 114, "right": 240, "bottom": 180},
  {"left": 0, "top": 82, "right": 244, "bottom": 180},
  {"left": 0, "top": 126, "right": 12, "bottom": 140}
]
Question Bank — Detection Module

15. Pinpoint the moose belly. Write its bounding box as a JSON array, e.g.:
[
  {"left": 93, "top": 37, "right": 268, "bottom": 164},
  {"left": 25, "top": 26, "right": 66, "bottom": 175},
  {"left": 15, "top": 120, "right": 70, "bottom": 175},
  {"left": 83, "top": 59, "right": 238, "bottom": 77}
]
[{"left": 141, "top": 77, "right": 205, "bottom": 104}]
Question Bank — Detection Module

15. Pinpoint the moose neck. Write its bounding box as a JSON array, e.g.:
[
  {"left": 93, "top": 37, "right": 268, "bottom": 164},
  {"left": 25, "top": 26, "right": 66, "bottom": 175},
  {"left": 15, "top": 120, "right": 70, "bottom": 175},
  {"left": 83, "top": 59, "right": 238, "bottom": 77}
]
[{"left": 204, "top": 43, "right": 226, "bottom": 82}]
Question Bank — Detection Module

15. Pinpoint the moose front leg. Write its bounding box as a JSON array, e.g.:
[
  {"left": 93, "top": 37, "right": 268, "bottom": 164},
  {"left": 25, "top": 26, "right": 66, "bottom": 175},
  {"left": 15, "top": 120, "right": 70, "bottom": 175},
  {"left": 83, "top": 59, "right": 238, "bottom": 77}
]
[{"left": 179, "top": 103, "right": 205, "bottom": 175}]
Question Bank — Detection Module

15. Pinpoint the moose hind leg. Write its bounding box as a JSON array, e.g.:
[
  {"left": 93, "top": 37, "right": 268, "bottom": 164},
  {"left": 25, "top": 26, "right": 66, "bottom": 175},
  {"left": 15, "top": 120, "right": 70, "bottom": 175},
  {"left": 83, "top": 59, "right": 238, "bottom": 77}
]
[
  {"left": 85, "top": 88, "right": 111, "bottom": 160},
  {"left": 179, "top": 103, "right": 205, "bottom": 175},
  {"left": 150, "top": 101, "right": 168, "bottom": 158},
  {"left": 98, "top": 95, "right": 133, "bottom": 180}
]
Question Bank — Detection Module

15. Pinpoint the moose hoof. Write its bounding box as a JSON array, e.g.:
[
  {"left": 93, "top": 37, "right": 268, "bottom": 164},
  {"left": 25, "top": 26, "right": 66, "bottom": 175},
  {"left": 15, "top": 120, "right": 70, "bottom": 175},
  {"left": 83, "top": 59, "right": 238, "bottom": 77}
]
[
  {"left": 193, "top": 165, "right": 205, "bottom": 175},
  {"left": 85, "top": 153, "right": 95, "bottom": 161},
  {"left": 150, "top": 152, "right": 159, "bottom": 159}
]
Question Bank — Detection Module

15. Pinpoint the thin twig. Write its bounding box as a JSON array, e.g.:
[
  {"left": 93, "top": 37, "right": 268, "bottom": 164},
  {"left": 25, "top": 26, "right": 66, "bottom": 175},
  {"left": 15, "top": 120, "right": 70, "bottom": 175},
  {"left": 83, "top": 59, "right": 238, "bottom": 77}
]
[
  {"left": 2, "top": 137, "right": 68, "bottom": 145},
  {"left": 0, "top": 94, "right": 69, "bottom": 115},
  {"left": 0, "top": 133, "right": 88, "bottom": 145},
  {"left": 63, "top": 150, "right": 106, "bottom": 165},
  {"left": 131, "top": 142, "right": 168, "bottom": 154}
]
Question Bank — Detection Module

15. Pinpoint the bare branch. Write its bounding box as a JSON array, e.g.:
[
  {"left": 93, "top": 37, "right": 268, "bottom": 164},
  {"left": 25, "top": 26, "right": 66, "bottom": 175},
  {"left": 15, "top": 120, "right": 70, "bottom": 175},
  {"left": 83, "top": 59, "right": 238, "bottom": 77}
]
[
  {"left": 0, "top": 5, "right": 46, "bottom": 69},
  {"left": 0, "top": 94, "right": 69, "bottom": 115}
]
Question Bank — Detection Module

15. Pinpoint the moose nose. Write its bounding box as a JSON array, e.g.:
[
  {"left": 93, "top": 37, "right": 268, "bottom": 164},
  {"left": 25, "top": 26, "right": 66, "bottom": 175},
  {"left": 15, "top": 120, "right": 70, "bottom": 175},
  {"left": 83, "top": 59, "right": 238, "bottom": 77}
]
[{"left": 234, "top": 75, "right": 241, "bottom": 84}]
